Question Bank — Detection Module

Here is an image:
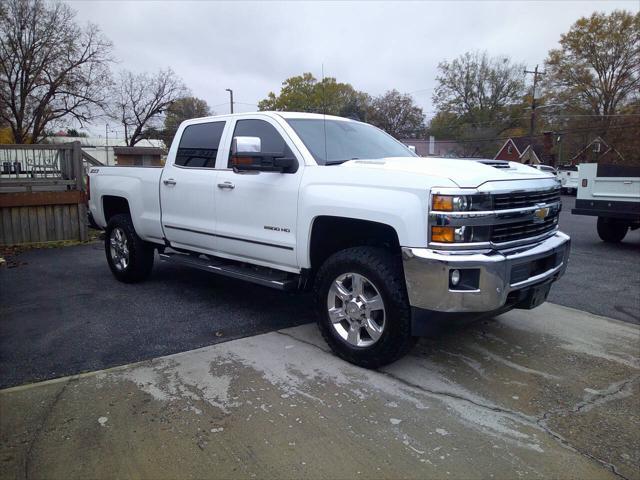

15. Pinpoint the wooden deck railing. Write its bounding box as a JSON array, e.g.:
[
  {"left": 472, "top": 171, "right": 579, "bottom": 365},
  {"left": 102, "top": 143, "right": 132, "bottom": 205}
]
[{"left": 0, "top": 142, "right": 90, "bottom": 245}]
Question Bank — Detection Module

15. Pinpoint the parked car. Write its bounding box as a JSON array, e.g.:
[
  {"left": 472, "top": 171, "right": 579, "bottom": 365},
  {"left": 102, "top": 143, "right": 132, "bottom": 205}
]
[
  {"left": 88, "top": 112, "right": 570, "bottom": 367},
  {"left": 572, "top": 163, "right": 640, "bottom": 243},
  {"left": 558, "top": 165, "right": 579, "bottom": 194}
]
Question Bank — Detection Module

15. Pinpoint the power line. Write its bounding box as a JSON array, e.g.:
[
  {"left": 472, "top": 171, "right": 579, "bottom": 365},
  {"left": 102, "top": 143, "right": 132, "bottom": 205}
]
[
  {"left": 411, "top": 123, "right": 639, "bottom": 144},
  {"left": 538, "top": 113, "right": 640, "bottom": 118},
  {"left": 425, "top": 111, "right": 640, "bottom": 130}
]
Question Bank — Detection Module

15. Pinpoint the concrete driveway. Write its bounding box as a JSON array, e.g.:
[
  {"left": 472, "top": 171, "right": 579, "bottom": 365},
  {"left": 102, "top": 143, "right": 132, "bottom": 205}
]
[{"left": 2, "top": 303, "right": 638, "bottom": 480}]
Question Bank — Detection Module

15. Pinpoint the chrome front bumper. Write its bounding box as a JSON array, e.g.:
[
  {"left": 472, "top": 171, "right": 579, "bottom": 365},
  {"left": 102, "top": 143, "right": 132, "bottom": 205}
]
[{"left": 402, "top": 232, "right": 571, "bottom": 313}]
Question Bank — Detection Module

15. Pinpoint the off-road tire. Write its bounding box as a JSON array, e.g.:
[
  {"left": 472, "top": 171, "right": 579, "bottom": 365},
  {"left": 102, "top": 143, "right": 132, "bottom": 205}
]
[
  {"left": 315, "top": 246, "right": 416, "bottom": 368},
  {"left": 105, "top": 214, "right": 155, "bottom": 283},
  {"left": 597, "top": 217, "right": 628, "bottom": 243}
]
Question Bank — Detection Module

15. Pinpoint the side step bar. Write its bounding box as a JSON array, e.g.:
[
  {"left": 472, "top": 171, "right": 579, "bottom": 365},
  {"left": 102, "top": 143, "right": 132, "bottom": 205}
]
[{"left": 158, "top": 252, "right": 298, "bottom": 291}]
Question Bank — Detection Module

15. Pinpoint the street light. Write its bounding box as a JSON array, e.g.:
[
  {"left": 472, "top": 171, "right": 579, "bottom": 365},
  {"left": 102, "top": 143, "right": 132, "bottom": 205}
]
[{"left": 225, "top": 89, "right": 234, "bottom": 114}]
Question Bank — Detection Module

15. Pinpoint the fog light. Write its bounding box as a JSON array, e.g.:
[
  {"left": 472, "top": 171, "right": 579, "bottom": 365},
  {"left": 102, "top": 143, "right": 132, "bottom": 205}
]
[{"left": 451, "top": 269, "right": 461, "bottom": 286}]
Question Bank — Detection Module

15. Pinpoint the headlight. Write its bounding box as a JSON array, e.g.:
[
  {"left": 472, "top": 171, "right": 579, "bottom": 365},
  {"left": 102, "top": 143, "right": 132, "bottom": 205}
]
[
  {"left": 431, "top": 193, "right": 491, "bottom": 212},
  {"left": 430, "top": 225, "right": 491, "bottom": 243}
]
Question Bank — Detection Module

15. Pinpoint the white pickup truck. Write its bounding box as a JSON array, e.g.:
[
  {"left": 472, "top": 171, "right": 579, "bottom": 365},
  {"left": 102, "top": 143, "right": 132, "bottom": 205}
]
[
  {"left": 88, "top": 112, "right": 570, "bottom": 367},
  {"left": 572, "top": 163, "right": 640, "bottom": 243}
]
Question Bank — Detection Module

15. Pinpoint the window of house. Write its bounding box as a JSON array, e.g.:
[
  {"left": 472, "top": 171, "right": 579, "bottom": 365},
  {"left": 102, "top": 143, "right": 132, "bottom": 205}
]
[
  {"left": 507, "top": 145, "right": 513, "bottom": 154},
  {"left": 175, "top": 121, "right": 225, "bottom": 168},
  {"left": 228, "top": 119, "right": 292, "bottom": 168}
]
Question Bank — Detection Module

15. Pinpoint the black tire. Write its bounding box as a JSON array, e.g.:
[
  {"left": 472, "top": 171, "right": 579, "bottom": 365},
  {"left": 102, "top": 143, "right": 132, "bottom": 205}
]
[
  {"left": 315, "top": 246, "right": 416, "bottom": 368},
  {"left": 105, "top": 214, "right": 154, "bottom": 282},
  {"left": 597, "top": 217, "right": 628, "bottom": 243}
]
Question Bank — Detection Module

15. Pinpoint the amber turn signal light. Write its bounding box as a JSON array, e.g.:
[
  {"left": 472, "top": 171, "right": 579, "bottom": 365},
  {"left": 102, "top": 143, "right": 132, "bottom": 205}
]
[
  {"left": 431, "top": 226, "right": 454, "bottom": 242},
  {"left": 432, "top": 195, "right": 453, "bottom": 211}
]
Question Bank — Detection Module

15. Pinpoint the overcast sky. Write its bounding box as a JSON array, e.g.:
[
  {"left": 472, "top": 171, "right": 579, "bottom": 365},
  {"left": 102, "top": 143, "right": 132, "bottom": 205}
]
[{"left": 69, "top": 0, "right": 637, "bottom": 135}]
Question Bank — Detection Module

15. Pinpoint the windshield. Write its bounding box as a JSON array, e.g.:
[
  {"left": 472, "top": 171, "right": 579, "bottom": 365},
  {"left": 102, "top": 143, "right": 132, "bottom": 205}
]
[{"left": 286, "top": 119, "right": 417, "bottom": 165}]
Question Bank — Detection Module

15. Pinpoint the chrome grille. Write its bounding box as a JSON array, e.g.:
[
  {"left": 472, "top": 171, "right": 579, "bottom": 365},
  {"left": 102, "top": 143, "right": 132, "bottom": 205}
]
[
  {"left": 491, "top": 216, "right": 558, "bottom": 243},
  {"left": 493, "top": 187, "right": 561, "bottom": 210}
]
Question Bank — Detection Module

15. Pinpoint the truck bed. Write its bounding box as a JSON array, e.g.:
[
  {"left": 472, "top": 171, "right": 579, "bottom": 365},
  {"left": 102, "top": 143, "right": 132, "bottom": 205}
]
[
  {"left": 573, "top": 163, "right": 640, "bottom": 220},
  {"left": 89, "top": 166, "right": 165, "bottom": 242}
]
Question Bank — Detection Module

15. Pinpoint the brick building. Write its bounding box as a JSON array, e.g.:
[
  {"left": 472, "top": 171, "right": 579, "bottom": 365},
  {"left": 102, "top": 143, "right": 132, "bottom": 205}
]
[{"left": 494, "top": 133, "right": 555, "bottom": 165}]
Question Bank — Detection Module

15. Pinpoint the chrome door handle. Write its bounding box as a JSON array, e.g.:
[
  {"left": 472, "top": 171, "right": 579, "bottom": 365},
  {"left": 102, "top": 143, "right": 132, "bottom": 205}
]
[
  {"left": 163, "top": 178, "right": 177, "bottom": 186},
  {"left": 217, "top": 181, "right": 235, "bottom": 190}
]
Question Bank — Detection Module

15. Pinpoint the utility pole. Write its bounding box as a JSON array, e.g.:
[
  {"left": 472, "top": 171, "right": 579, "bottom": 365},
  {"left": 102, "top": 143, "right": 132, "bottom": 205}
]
[
  {"left": 556, "top": 133, "right": 563, "bottom": 166},
  {"left": 524, "top": 65, "right": 545, "bottom": 153},
  {"left": 105, "top": 124, "right": 109, "bottom": 165},
  {"left": 104, "top": 124, "right": 118, "bottom": 165},
  {"left": 225, "top": 88, "right": 234, "bottom": 114}
]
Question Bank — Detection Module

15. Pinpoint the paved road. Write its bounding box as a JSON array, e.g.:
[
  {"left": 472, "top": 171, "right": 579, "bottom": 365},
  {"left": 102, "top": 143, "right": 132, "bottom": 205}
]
[
  {"left": 0, "top": 196, "right": 638, "bottom": 388},
  {"left": 548, "top": 195, "right": 640, "bottom": 324}
]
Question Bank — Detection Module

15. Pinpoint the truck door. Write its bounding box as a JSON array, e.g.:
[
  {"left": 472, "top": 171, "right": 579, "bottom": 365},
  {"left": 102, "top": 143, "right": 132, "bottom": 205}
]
[
  {"left": 214, "top": 117, "right": 302, "bottom": 271},
  {"left": 160, "top": 120, "right": 227, "bottom": 252}
]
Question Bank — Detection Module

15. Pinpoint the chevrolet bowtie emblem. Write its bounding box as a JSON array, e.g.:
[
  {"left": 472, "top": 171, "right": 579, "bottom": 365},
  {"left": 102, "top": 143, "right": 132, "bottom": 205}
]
[{"left": 533, "top": 204, "right": 550, "bottom": 223}]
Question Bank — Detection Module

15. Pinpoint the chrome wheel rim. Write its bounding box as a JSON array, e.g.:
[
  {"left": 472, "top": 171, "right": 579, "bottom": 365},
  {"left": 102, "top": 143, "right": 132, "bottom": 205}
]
[
  {"left": 109, "top": 227, "right": 129, "bottom": 271},
  {"left": 327, "top": 272, "right": 386, "bottom": 347}
]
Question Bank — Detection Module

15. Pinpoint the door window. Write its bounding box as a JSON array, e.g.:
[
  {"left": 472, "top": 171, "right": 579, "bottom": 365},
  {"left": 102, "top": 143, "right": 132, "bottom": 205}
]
[
  {"left": 175, "top": 121, "right": 225, "bottom": 168},
  {"left": 227, "top": 119, "right": 292, "bottom": 168}
]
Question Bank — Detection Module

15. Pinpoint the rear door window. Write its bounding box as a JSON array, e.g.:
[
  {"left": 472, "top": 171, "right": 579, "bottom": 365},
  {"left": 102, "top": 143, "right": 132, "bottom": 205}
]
[{"left": 175, "top": 121, "right": 225, "bottom": 168}]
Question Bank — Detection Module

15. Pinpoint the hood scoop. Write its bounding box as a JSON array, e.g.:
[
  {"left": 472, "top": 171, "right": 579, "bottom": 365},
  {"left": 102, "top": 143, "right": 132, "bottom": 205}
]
[{"left": 473, "top": 159, "right": 513, "bottom": 169}]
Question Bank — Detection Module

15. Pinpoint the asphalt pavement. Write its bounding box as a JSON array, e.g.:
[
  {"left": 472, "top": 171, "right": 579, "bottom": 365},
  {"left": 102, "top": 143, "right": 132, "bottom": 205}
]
[
  {"left": 0, "top": 242, "right": 313, "bottom": 389},
  {"left": 0, "top": 196, "right": 638, "bottom": 389},
  {"left": 548, "top": 195, "right": 640, "bottom": 324}
]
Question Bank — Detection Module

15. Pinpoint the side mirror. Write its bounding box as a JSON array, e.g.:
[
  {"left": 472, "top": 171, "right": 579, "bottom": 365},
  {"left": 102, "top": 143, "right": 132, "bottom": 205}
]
[
  {"left": 231, "top": 136, "right": 261, "bottom": 155},
  {"left": 230, "top": 136, "right": 298, "bottom": 174}
]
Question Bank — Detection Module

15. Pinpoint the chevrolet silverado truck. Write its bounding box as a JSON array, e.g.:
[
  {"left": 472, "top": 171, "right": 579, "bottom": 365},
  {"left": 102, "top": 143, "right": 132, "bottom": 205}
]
[{"left": 88, "top": 112, "right": 571, "bottom": 367}]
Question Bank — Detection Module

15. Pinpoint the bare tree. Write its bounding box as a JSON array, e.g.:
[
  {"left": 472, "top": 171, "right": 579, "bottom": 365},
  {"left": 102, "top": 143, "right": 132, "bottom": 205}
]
[
  {"left": 109, "top": 68, "right": 188, "bottom": 146},
  {"left": 366, "top": 90, "right": 425, "bottom": 138},
  {"left": 0, "top": 0, "right": 113, "bottom": 143},
  {"left": 433, "top": 51, "right": 526, "bottom": 122}
]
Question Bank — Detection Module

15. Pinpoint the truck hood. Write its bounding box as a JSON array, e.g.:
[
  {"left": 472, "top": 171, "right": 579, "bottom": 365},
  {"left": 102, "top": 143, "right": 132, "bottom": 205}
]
[{"left": 340, "top": 157, "right": 552, "bottom": 188}]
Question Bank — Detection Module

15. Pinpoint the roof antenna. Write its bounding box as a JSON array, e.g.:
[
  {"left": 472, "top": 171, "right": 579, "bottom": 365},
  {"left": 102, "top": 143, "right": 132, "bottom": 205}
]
[{"left": 322, "top": 63, "right": 327, "bottom": 163}]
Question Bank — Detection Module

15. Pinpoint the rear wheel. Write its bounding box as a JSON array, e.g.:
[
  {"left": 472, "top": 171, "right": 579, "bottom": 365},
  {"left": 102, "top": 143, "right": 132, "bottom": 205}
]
[
  {"left": 315, "top": 246, "right": 416, "bottom": 368},
  {"left": 105, "top": 214, "right": 154, "bottom": 282},
  {"left": 597, "top": 217, "right": 628, "bottom": 243}
]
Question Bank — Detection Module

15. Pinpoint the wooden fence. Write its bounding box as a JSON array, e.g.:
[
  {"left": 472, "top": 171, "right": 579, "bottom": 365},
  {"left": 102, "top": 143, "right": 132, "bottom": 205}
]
[{"left": 0, "top": 142, "right": 100, "bottom": 246}]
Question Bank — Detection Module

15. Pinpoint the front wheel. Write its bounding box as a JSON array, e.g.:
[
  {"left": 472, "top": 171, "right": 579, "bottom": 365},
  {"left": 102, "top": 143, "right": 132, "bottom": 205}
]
[
  {"left": 315, "top": 246, "right": 416, "bottom": 368},
  {"left": 597, "top": 217, "right": 628, "bottom": 243},
  {"left": 105, "top": 214, "right": 155, "bottom": 282}
]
